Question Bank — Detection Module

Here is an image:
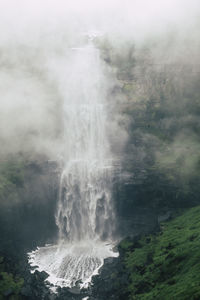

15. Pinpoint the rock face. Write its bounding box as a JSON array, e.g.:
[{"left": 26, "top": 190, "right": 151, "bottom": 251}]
[
  {"left": 20, "top": 160, "right": 60, "bottom": 246},
  {"left": 90, "top": 251, "right": 130, "bottom": 300},
  {"left": 112, "top": 165, "right": 160, "bottom": 240},
  {"left": 0, "top": 160, "right": 60, "bottom": 299},
  {"left": 0, "top": 160, "right": 59, "bottom": 254}
]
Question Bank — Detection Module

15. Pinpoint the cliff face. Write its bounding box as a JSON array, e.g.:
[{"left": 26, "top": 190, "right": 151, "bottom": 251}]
[
  {"left": 102, "top": 38, "right": 200, "bottom": 240},
  {"left": 0, "top": 160, "right": 59, "bottom": 256}
]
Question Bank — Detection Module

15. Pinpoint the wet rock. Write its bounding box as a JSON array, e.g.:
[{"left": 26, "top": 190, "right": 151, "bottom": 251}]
[
  {"left": 56, "top": 286, "right": 86, "bottom": 300},
  {"left": 104, "top": 257, "right": 115, "bottom": 264},
  {"left": 34, "top": 270, "right": 49, "bottom": 281},
  {"left": 69, "top": 286, "right": 81, "bottom": 295},
  {"left": 40, "top": 270, "right": 49, "bottom": 280}
]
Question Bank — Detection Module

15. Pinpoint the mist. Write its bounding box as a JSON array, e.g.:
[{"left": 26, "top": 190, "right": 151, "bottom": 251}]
[{"left": 0, "top": 0, "right": 199, "bottom": 163}]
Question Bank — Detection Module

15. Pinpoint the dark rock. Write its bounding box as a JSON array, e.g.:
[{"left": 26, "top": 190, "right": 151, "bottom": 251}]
[
  {"left": 104, "top": 257, "right": 115, "bottom": 264},
  {"left": 21, "top": 285, "right": 32, "bottom": 296},
  {"left": 56, "top": 286, "right": 86, "bottom": 299},
  {"left": 158, "top": 211, "right": 171, "bottom": 223},
  {"left": 34, "top": 270, "right": 49, "bottom": 281},
  {"left": 3, "top": 289, "right": 13, "bottom": 297},
  {"left": 48, "top": 294, "right": 56, "bottom": 300},
  {"left": 40, "top": 270, "right": 49, "bottom": 280},
  {"left": 30, "top": 265, "right": 38, "bottom": 271},
  {"left": 69, "top": 286, "right": 81, "bottom": 295}
]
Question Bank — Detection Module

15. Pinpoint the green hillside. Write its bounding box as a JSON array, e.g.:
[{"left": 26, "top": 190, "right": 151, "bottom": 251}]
[{"left": 120, "top": 206, "right": 200, "bottom": 300}]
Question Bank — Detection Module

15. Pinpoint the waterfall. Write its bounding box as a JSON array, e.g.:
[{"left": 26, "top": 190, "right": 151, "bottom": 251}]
[
  {"left": 56, "top": 43, "right": 114, "bottom": 242},
  {"left": 28, "top": 36, "right": 118, "bottom": 289}
]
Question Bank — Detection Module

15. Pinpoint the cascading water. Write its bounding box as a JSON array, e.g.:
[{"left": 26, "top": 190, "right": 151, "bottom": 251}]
[{"left": 28, "top": 34, "right": 118, "bottom": 289}]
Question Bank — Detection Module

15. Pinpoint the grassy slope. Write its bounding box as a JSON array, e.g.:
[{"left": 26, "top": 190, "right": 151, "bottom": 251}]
[{"left": 120, "top": 206, "right": 200, "bottom": 300}]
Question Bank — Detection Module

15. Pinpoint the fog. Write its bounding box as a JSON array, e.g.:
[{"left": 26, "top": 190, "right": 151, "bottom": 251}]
[{"left": 0, "top": 0, "right": 199, "bottom": 163}]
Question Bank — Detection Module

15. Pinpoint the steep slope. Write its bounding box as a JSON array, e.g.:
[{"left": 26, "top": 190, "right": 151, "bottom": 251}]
[
  {"left": 120, "top": 206, "right": 200, "bottom": 299},
  {"left": 92, "top": 206, "right": 200, "bottom": 300}
]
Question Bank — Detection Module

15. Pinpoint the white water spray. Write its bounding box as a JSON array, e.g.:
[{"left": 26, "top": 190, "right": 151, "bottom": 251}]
[{"left": 28, "top": 35, "right": 118, "bottom": 289}]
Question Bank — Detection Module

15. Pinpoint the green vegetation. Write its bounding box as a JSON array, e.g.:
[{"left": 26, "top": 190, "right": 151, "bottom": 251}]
[
  {"left": 119, "top": 206, "right": 200, "bottom": 299},
  {"left": 0, "top": 257, "right": 24, "bottom": 300},
  {"left": 0, "top": 160, "right": 24, "bottom": 203}
]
